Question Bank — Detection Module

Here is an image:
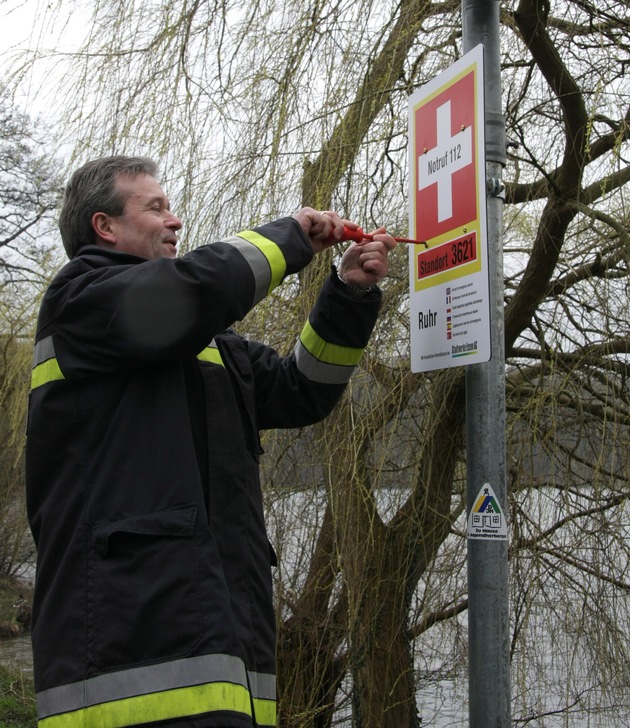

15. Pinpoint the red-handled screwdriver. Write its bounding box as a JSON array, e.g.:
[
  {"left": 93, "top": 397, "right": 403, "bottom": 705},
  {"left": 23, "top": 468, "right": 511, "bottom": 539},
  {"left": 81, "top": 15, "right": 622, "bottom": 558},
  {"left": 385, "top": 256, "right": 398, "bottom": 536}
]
[{"left": 333, "top": 226, "right": 428, "bottom": 247}]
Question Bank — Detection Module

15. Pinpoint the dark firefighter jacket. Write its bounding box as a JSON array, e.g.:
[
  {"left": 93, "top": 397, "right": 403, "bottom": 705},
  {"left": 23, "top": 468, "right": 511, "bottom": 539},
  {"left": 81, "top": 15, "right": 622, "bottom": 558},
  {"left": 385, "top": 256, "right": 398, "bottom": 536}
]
[{"left": 25, "top": 217, "right": 382, "bottom": 728}]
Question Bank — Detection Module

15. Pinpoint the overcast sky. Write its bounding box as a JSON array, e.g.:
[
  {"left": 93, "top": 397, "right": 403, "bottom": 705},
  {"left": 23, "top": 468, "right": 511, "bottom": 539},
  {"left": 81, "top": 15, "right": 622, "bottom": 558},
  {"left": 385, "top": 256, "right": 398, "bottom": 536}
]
[
  {"left": 2, "top": 0, "right": 87, "bottom": 53},
  {"left": 1, "top": 0, "right": 90, "bottom": 125}
]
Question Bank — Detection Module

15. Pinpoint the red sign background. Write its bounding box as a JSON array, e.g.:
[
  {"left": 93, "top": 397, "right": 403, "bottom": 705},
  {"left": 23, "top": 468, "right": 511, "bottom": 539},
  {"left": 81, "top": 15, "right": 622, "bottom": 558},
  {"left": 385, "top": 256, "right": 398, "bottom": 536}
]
[{"left": 414, "top": 71, "right": 477, "bottom": 242}]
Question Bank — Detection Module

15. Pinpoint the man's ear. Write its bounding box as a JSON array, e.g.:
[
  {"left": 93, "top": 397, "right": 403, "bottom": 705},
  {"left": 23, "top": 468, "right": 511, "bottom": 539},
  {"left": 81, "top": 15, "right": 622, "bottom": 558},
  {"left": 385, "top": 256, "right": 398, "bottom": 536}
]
[{"left": 91, "top": 212, "right": 117, "bottom": 245}]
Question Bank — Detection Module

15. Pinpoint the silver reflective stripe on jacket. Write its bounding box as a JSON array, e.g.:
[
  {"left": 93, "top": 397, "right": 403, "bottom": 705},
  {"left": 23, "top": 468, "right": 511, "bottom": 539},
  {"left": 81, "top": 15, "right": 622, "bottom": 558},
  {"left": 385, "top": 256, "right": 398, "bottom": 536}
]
[
  {"left": 294, "top": 320, "right": 364, "bottom": 384},
  {"left": 31, "top": 335, "right": 64, "bottom": 390},
  {"left": 36, "top": 653, "right": 255, "bottom": 726},
  {"left": 249, "top": 670, "right": 277, "bottom": 727},
  {"left": 223, "top": 230, "right": 287, "bottom": 306}
]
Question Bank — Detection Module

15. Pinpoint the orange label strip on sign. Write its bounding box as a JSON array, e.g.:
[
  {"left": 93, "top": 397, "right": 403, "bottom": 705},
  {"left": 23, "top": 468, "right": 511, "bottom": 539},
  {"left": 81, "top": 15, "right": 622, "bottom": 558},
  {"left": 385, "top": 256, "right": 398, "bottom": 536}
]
[{"left": 417, "top": 232, "right": 477, "bottom": 280}]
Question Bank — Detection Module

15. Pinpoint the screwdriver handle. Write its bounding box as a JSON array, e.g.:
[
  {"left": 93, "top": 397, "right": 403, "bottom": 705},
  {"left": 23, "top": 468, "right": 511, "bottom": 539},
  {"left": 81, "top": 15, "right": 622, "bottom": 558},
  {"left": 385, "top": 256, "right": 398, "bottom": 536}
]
[
  {"left": 331, "top": 225, "right": 427, "bottom": 247},
  {"left": 339, "top": 226, "right": 372, "bottom": 243}
]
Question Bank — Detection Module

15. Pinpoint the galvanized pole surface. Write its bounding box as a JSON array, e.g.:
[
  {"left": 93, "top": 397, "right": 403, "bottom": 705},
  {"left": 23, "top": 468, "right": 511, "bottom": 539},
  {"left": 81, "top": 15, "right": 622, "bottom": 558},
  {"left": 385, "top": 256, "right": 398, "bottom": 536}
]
[{"left": 462, "top": 1, "right": 511, "bottom": 726}]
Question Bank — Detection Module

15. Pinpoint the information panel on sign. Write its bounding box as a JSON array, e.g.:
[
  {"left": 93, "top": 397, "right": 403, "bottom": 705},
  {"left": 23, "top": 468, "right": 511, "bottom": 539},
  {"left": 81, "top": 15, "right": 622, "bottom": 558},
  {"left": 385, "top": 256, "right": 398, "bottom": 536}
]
[{"left": 408, "top": 45, "right": 490, "bottom": 373}]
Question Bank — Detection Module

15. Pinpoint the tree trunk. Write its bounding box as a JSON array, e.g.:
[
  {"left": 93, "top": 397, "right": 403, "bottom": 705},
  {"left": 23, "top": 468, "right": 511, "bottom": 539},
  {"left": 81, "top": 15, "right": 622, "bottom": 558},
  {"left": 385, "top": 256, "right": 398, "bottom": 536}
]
[
  {"left": 276, "top": 503, "right": 347, "bottom": 727},
  {"left": 349, "top": 531, "right": 419, "bottom": 728}
]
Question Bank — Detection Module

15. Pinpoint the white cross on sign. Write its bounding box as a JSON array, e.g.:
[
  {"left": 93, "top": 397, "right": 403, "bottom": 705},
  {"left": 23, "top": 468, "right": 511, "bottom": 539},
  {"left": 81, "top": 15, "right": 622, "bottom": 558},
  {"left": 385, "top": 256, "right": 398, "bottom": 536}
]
[{"left": 417, "top": 100, "right": 472, "bottom": 222}]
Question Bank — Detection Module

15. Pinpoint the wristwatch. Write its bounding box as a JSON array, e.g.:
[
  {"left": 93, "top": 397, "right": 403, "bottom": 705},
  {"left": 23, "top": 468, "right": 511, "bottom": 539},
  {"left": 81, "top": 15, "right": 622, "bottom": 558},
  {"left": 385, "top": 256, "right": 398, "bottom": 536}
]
[{"left": 338, "top": 275, "right": 373, "bottom": 297}]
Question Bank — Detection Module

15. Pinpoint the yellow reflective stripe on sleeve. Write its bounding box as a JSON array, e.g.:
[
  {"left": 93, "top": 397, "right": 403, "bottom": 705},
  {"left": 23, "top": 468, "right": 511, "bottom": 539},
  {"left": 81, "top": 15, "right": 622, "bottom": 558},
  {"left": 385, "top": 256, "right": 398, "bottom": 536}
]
[
  {"left": 31, "top": 336, "right": 64, "bottom": 390},
  {"left": 299, "top": 320, "right": 363, "bottom": 367},
  {"left": 31, "top": 357, "right": 64, "bottom": 390},
  {"left": 295, "top": 321, "right": 365, "bottom": 384},
  {"left": 253, "top": 697, "right": 277, "bottom": 727},
  {"left": 196, "top": 340, "right": 225, "bottom": 367},
  {"left": 39, "top": 681, "right": 252, "bottom": 728},
  {"left": 294, "top": 341, "right": 355, "bottom": 384},
  {"left": 236, "top": 229, "right": 287, "bottom": 294},
  {"left": 248, "top": 669, "right": 276, "bottom": 727}
]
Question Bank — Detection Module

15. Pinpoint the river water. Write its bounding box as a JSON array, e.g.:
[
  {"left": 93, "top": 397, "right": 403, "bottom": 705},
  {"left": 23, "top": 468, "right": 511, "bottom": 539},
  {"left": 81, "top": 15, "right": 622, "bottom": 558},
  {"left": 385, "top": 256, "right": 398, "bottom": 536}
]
[{"left": 0, "top": 634, "right": 33, "bottom": 674}]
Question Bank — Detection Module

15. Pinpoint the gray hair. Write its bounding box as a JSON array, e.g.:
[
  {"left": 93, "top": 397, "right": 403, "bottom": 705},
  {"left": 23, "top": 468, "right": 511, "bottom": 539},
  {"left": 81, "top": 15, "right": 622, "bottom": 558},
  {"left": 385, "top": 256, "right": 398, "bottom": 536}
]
[{"left": 58, "top": 155, "right": 159, "bottom": 259}]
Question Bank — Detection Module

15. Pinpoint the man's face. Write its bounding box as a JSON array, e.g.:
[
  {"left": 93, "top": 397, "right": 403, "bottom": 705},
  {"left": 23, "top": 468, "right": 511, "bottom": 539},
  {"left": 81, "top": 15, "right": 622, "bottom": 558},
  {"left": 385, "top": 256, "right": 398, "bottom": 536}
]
[{"left": 106, "top": 173, "right": 182, "bottom": 260}]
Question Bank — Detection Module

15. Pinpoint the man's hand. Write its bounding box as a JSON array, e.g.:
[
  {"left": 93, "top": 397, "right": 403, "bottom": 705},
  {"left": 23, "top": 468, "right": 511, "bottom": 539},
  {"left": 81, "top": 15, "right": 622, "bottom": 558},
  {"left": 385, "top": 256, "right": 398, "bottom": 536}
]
[
  {"left": 337, "top": 227, "right": 397, "bottom": 290},
  {"left": 293, "top": 210, "right": 396, "bottom": 289},
  {"left": 293, "top": 208, "right": 362, "bottom": 253}
]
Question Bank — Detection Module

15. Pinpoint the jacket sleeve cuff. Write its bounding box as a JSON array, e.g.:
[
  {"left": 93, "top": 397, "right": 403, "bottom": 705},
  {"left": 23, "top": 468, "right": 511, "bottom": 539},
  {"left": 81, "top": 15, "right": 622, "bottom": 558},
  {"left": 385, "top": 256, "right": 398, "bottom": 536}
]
[{"left": 330, "top": 265, "right": 381, "bottom": 301}]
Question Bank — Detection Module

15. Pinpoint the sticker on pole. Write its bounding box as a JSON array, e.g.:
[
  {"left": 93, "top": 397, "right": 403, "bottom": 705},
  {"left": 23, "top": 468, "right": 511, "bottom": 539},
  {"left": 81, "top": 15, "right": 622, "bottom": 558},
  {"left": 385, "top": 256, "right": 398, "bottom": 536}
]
[
  {"left": 408, "top": 44, "right": 491, "bottom": 373},
  {"left": 467, "top": 483, "right": 507, "bottom": 541}
]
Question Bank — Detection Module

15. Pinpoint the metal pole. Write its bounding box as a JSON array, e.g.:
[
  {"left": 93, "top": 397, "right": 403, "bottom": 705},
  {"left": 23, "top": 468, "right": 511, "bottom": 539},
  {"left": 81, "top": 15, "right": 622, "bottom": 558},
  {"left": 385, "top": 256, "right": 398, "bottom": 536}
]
[{"left": 462, "top": 1, "right": 511, "bottom": 726}]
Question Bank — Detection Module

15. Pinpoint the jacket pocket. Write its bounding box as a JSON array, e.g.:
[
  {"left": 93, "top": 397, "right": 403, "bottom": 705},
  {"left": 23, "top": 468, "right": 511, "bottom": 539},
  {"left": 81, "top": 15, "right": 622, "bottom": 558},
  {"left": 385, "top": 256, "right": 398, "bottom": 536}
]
[{"left": 88, "top": 504, "right": 202, "bottom": 671}]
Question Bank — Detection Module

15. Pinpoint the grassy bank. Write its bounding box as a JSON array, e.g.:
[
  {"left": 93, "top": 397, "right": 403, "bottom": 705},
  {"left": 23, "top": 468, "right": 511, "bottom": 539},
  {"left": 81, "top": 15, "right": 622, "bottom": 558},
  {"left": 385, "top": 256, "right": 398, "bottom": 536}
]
[
  {"left": 0, "top": 578, "right": 31, "bottom": 640},
  {"left": 0, "top": 576, "right": 36, "bottom": 726},
  {"left": 0, "top": 665, "right": 36, "bottom": 728}
]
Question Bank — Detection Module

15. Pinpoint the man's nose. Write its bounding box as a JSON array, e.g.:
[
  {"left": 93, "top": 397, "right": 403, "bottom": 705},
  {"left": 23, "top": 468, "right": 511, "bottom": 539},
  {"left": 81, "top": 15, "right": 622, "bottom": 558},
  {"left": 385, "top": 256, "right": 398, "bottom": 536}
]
[{"left": 165, "top": 211, "right": 183, "bottom": 230}]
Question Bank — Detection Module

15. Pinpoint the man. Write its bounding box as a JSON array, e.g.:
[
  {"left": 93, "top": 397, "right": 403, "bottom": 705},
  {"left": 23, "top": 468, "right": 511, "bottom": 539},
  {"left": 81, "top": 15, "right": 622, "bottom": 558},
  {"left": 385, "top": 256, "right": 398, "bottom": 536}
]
[{"left": 25, "top": 155, "right": 395, "bottom": 728}]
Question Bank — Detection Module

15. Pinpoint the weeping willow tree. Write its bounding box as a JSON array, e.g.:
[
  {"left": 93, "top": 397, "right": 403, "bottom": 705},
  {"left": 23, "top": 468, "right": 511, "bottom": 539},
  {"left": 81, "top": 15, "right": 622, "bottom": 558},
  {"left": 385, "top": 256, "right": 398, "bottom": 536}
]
[
  {"left": 5, "top": 0, "right": 630, "bottom": 725},
  {"left": 0, "top": 83, "right": 62, "bottom": 580},
  {"left": 0, "top": 298, "right": 35, "bottom": 580}
]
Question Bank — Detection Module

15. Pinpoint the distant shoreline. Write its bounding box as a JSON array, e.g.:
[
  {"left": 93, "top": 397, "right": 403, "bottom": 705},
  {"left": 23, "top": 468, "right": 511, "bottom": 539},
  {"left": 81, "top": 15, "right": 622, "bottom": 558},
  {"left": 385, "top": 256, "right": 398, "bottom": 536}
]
[{"left": 0, "top": 575, "right": 32, "bottom": 638}]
